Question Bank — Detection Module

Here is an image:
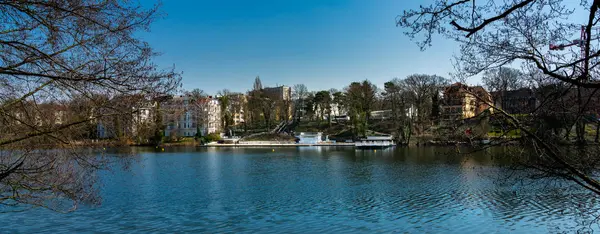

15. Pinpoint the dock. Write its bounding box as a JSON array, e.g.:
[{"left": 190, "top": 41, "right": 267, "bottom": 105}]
[{"left": 199, "top": 142, "right": 355, "bottom": 147}]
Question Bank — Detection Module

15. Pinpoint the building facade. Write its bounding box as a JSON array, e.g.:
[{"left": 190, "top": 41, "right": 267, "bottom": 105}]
[
  {"left": 228, "top": 93, "right": 247, "bottom": 126},
  {"left": 162, "top": 95, "right": 223, "bottom": 138},
  {"left": 161, "top": 96, "right": 221, "bottom": 137},
  {"left": 491, "top": 88, "right": 537, "bottom": 114},
  {"left": 198, "top": 97, "right": 222, "bottom": 135},
  {"left": 263, "top": 86, "right": 293, "bottom": 121},
  {"left": 314, "top": 102, "right": 347, "bottom": 120},
  {"left": 162, "top": 95, "right": 197, "bottom": 137},
  {"left": 131, "top": 101, "right": 157, "bottom": 135},
  {"left": 441, "top": 83, "right": 493, "bottom": 123},
  {"left": 263, "top": 86, "right": 292, "bottom": 101},
  {"left": 370, "top": 110, "right": 393, "bottom": 120}
]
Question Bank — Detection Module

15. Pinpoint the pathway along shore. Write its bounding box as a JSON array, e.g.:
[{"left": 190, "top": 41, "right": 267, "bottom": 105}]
[{"left": 199, "top": 142, "right": 356, "bottom": 147}]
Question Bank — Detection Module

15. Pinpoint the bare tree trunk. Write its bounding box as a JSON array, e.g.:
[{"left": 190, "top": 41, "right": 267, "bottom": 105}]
[
  {"left": 576, "top": 86, "right": 586, "bottom": 145},
  {"left": 578, "top": 121, "right": 587, "bottom": 144},
  {"left": 406, "top": 120, "right": 413, "bottom": 146},
  {"left": 266, "top": 117, "right": 270, "bottom": 130},
  {"left": 595, "top": 120, "right": 600, "bottom": 143}
]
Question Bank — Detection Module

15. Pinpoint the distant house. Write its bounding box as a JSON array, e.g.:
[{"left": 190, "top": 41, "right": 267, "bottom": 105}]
[
  {"left": 315, "top": 102, "right": 346, "bottom": 120},
  {"left": 162, "top": 95, "right": 197, "bottom": 137},
  {"left": 162, "top": 95, "right": 222, "bottom": 138},
  {"left": 262, "top": 85, "right": 293, "bottom": 121},
  {"left": 131, "top": 101, "right": 157, "bottom": 135},
  {"left": 263, "top": 86, "right": 292, "bottom": 101},
  {"left": 441, "top": 83, "right": 493, "bottom": 123},
  {"left": 370, "top": 109, "right": 393, "bottom": 120},
  {"left": 198, "top": 97, "right": 222, "bottom": 135},
  {"left": 228, "top": 93, "right": 247, "bottom": 126},
  {"left": 367, "top": 106, "right": 415, "bottom": 121},
  {"left": 36, "top": 103, "right": 68, "bottom": 126},
  {"left": 490, "top": 88, "right": 537, "bottom": 114},
  {"left": 333, "top": 115, "right": 350, "bottom": 122}
]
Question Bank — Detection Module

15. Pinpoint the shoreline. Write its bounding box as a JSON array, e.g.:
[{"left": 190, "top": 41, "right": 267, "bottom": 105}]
[{"left": 200, "top": 143, "right": 356, "bottom": 147}]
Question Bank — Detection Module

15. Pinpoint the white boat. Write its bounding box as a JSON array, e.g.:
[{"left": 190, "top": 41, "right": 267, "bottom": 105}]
[{"left": 355, "top": 136, "right": 395, "bottom": 149}]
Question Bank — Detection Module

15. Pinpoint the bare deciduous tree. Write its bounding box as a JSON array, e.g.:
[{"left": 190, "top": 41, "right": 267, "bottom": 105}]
[
  {"left": 0, "top": 1, "right": 180, "bottom": 212},
  {"left": 397, "top": 0, "right": 600, "bottom": 195},
  {"left": 292, "top": 84, "right": 308, "bottom": 120},
  {"left": 402, "top": 74, "right": 448, "bottom": 136},
  {"left": 483, "top": 67, "right": 524, "bottom": 93}
]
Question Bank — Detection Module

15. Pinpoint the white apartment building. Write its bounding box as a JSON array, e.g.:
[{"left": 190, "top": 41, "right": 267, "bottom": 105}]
[
  {"left": 163, "top": 95, "right": 222, "bottom": 138},
  {"left": 163, "top": 95, "right": 197, "bottom": 137},
  {"left": 198, "top": 97, "right": 221, "bottom": 135},
  {"left": 131, "top": 101, "right": 156, "bottom": 135},
  {"left": 315, "top": 102, "right": 346, "bottom": 120}
]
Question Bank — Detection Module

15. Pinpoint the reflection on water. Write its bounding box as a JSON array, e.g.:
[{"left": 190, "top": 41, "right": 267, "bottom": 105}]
[{"left": 2, "top": 147, "right": 599, "bottom": 233}]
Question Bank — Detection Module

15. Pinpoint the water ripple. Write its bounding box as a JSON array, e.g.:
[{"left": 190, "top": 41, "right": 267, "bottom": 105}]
[{"left": 1, "top": 147, "right": 598, "bottom": 233}]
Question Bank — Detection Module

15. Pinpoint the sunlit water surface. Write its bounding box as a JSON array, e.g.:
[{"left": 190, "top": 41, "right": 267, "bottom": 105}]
[{"left": 2, "top": 147, "right": 599, "bottom": 233}]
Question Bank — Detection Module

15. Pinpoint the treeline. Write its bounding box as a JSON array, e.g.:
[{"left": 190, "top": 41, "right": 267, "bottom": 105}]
[
  {"left": 245, "top": 77, "right": 292, "bottom": 131},
  {"left": 288, "top": 74, "right": 449, "bottom": 143},
  {"left": 284, "top": 66, "right": 600, "bottom": 145},
  {"left": 0, "top": 94, "right": 164, "bottom": 145}
]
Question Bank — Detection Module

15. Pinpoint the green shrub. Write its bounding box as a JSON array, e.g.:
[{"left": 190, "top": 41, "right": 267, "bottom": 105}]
[{"left": 201, "top": 133, "right": 222, "bottom": 143}]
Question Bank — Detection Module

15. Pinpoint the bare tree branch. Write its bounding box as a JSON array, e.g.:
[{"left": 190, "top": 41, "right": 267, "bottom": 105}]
[{"left": 450, "top": 0, "right": 536, "bottom": 37}]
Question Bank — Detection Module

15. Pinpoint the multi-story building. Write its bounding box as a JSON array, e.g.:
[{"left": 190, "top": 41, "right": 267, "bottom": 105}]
[
  {"left": 131, "top": 101, "right": 157, "bottom": 135},
  {"left": 330, "top": 103, "right": 345, "bottom": 117},
  {"left": 263, "top": 86, "right": 292, "bottom": 101},
  {"left": 233, "top": 111, "right": 245, "bottom": 126},
  {"left": 162, "top": 95, "right": 222, "bottom": 138},
  {"left": 228, "top": 93, "right": 246, "bottom": 126},
  {"left": 197, "top": 97, "right": 221, "bottom": 135},
  {"left": 36, "top": 103, "right": 68, "bottom": 126},
  {"left": 441, "top": 83, "right": 492, "bottom": 123},
  {"left": 263, "top": 85, "right": 293, "bottom": 121},
  {"left": 91, "top": 95, "right": 159, "bottom": 139},
  {"left": 490, "top": 88, "right": 538, "bottom": 114},
  {"left": 314, "top": 100, "right": 347, "bottom": 120},
  {"left": 162, "top": 95, "right": 198, "bottom": 137}
]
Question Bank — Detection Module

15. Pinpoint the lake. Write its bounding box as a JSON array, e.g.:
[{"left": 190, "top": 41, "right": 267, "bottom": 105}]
[{"left": 2, "top": 147, "right": 598, "bottom": 233}]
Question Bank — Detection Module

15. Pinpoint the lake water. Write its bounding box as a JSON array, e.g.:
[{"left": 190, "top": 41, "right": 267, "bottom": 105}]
[{"left": 2, "top": 147, "right": 599, "bottom": 233}]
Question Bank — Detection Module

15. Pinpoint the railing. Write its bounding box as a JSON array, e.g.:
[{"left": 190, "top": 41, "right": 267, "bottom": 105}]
[
  {"left": 355, "top": 141, "right": 393, "bottom": 146},
  {"left": 270, "top": 121, "right": 286, "bottom": 134},
  {"left": 237, "top": 141, "right": 295, "bottom": 145}
]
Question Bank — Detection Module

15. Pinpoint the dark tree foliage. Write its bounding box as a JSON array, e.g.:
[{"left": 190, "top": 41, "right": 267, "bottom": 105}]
[
  {"left": 314, "top": 90, "right": 332, "bottom": 125},
  {"left": 345, "top": 80, "right": 377, "bottom": 137}
]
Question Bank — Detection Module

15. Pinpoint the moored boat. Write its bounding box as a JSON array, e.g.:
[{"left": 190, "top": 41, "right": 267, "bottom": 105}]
[{"left": 355, "top": 136, "right": 395, "bottom": 149}]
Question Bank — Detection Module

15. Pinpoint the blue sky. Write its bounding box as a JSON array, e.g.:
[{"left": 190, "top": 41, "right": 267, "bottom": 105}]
[{"left": 141, "top": 0, "right": 464, "bottom": 94}]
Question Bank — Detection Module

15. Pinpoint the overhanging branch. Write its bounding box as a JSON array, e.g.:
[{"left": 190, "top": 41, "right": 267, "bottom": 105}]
[{"left": 450, "top": 0, "right": 535, "bottom": 37}]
